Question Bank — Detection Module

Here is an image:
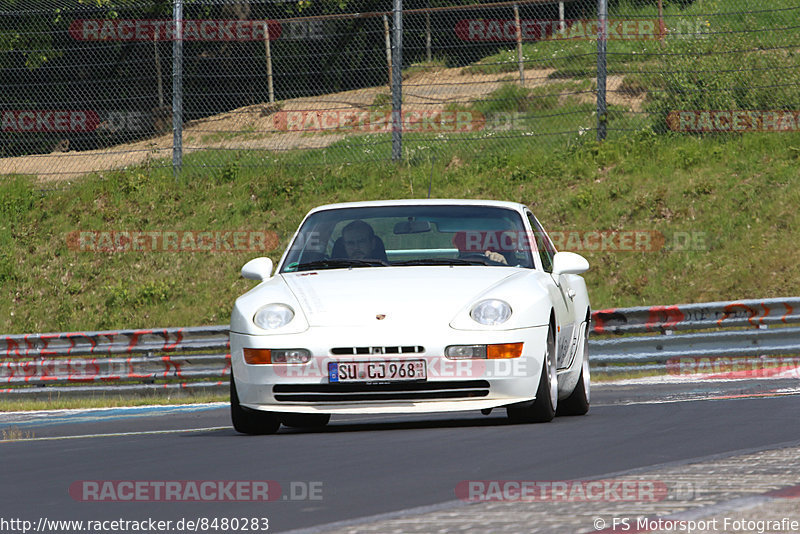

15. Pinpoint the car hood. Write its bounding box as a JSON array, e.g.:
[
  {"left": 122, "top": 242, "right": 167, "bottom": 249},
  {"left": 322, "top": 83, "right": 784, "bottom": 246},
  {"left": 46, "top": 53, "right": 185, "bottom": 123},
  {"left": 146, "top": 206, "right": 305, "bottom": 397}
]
[{"left": 280, "top": 266, "right": 524, "bottom": 327}]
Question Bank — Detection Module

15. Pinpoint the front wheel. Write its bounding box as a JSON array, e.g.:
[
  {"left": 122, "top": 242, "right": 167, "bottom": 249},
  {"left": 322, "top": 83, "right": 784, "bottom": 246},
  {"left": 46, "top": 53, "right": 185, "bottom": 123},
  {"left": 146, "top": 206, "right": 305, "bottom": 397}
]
[
  {"left": 507, "top": 323, "right": 557, "bottom": 423},
  {"left": 230, "top": 376, "right": 280, "bottom": 435}
]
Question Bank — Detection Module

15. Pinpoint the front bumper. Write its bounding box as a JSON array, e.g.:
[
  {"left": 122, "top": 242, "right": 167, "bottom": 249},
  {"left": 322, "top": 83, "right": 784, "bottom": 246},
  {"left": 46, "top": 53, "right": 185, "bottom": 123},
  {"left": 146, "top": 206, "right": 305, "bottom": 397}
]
[{"left": 230, "top": 325, "right": 549, "bottom": 414}]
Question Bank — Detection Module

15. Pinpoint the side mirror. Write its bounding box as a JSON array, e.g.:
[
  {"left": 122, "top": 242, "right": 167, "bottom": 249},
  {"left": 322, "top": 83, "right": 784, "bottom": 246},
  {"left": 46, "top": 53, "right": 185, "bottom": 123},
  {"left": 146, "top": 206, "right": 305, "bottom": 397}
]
[
  {"left": 552, "top": 251, "right": 589, "bottom": 276},
  {"left": 241, "top": 257, "right": 274, "bottom": 281}
]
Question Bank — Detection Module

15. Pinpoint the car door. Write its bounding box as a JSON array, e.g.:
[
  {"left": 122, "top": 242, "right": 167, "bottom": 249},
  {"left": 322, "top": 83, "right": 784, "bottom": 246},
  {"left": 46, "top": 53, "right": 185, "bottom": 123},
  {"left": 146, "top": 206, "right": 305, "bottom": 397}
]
[{"left": 526, "top": 211, "right": 577, "bottom": 369}]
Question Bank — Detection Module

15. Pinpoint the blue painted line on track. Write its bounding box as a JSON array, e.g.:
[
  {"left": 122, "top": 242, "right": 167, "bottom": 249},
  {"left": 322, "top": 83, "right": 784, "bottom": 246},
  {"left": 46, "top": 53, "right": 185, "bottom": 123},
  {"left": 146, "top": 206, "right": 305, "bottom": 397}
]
[{"left": 0, "top": 403, "right": 227, "bottom": 428}]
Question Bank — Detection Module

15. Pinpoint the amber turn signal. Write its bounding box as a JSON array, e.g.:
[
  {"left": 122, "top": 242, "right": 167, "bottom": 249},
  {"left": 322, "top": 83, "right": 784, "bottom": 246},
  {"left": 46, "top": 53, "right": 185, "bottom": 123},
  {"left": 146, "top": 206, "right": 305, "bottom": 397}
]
[
  {"left": 486, "top": 342, "right": 523, "bottom": 359},
  {"left": 243, "top": 348, "right": 272, "bottom": 365}
]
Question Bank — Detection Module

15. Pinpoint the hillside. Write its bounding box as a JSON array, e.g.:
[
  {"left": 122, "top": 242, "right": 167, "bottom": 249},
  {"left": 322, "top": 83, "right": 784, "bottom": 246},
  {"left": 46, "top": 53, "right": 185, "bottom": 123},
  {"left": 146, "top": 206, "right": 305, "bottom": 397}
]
[
  {"left": 2, "top": 125, "right": 799, "bottom": 334},
  {"left": 3, "top": 0, "right": 800, "bottom": 334}
]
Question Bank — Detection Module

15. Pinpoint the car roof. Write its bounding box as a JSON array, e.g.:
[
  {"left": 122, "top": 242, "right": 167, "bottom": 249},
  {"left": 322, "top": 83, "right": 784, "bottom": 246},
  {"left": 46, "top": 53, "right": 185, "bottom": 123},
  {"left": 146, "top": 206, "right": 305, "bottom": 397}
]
[{"left": 306, "top": 199, "right": 528, "bottom": 215}]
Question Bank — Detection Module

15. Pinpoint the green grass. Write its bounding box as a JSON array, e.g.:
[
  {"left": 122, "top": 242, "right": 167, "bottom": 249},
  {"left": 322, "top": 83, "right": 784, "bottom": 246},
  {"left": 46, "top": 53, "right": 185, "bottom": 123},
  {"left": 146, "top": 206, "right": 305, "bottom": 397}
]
[
  {"left": 402, "top": 56, "right": 449, "bottom": 79},
  {"left": 1, "top": 0, "right": 799, "bottom": 336},
  {"left": 2, "top": 2, "right": 800, "bottom": 410},
  {"left": 370, "top": 91, "right": 393, "bottom": 112},
  {"left": 463, "top": 0, "right": 800, "bottom": 134},
  {"left": 2, "top": 127, "right": 800, "bottom": 335},
  {"left": 472, "top": 81, "right": 593, "bottom": 116},
  {"left": 466, "top": 0, "right": 799, "bottom": 73}
]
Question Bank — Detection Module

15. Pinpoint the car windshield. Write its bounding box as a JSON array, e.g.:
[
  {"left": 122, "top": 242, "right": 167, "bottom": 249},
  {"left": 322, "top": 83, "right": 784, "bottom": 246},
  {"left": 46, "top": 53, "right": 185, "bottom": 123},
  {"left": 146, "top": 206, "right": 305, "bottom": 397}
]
[{"left": 280, "top": 205, "right": 535, "bottom": 273}]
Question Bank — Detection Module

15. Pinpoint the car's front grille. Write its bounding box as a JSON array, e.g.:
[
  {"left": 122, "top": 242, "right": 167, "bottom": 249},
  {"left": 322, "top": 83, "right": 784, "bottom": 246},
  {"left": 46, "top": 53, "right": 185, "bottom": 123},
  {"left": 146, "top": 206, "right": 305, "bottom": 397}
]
[
  {"left": 330, "top": 345, "right": 425, "bottom": 355},
  {"left": 273, "top": 380, "right": 490, "bottom": 402}
]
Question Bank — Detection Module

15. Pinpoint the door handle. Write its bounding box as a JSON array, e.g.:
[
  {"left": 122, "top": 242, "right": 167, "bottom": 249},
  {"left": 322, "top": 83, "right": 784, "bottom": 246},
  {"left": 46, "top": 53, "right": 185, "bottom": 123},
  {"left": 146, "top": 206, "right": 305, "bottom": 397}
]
[{"left": 567, "top": 288, "right": 576, "bottom": 300}]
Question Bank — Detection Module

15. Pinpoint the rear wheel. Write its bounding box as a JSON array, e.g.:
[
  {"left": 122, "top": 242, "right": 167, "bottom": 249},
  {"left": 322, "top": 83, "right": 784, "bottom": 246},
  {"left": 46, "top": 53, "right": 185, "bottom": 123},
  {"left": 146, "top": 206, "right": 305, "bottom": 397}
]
[
  {"left": 230, "top": 376, "right": 280, "bottom": 435},
  {"left": 507, "top": 323, "right": 557, "bottom": 423},
  {"left": 557, "top": 331, "right": 590, "bottom": 416},
  {"left": 280, "top": 413, "right": 331, "bottom": 429}
]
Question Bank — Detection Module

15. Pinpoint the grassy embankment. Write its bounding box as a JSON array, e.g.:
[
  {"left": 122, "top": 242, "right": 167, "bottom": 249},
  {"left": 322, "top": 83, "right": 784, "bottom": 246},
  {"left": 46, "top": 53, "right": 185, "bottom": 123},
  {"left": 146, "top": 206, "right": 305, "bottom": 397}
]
[
  {"left": 3, "top": 130, "right": 799, "bottom": 334},
  {"left": 1, "top": 0, "right": 799, "bottom": 408}
]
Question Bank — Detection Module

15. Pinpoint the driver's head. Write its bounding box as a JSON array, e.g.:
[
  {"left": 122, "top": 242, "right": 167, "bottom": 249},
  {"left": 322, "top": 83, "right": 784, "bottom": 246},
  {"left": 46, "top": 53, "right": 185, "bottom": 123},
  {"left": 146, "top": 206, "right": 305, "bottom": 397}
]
[{"left": 342, "top": 220, "right": 376, "bottom": 260}]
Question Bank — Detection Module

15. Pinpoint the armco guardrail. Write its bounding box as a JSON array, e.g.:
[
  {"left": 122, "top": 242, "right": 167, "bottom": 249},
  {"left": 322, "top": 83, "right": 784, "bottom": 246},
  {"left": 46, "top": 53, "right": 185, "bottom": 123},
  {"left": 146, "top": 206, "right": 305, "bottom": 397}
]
[
  {"left": 2, "top": 298, "right": 800, "bottom": 398},
  {"left": 590, "top": 297, "right": 800, "bottom": 374},
  {"left": 592, "top": 297, "right": 800, "bottom": 335},
  {"left": 1, "top": 326, "right": 230, "bottom": 398}
]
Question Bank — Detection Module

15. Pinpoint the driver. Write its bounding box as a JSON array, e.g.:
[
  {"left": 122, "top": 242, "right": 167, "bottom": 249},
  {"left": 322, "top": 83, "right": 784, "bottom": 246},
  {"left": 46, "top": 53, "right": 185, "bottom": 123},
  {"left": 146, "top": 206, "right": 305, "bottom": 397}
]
[{"left": 341, "top": 220, "right": 380, "bottom": 260}]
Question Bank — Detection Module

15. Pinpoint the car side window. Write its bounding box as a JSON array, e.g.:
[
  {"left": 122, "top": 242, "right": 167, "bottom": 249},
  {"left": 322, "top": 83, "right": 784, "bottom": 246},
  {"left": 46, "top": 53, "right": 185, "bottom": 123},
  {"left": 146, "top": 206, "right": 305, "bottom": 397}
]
[{"left": 527, "top": 212, "right": 555, "bottom": 273}]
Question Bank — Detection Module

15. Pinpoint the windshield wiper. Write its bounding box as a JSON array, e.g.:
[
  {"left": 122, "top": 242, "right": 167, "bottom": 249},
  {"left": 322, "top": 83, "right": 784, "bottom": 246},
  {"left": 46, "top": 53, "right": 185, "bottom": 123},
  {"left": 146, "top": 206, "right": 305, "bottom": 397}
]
[
  {"left": 295, "top": 259, "right": 389, "bottom": 271},
  {"left": 391, "top": 257, "right": 491, "bottom": 266}
]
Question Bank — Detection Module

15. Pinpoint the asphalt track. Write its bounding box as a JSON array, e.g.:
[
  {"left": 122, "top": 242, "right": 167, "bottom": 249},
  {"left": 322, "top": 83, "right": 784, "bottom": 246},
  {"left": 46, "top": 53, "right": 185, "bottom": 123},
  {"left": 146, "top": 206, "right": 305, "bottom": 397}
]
[{"left": 1, "top": 378, "right": 799, "bottom": 533}]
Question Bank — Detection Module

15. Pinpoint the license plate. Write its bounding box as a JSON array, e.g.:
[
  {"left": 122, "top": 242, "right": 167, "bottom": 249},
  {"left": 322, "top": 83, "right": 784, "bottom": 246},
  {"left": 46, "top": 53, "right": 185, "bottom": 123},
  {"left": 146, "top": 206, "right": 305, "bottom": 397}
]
[{"left": 328, "top": 360, "right": 427, "bottom": 383}]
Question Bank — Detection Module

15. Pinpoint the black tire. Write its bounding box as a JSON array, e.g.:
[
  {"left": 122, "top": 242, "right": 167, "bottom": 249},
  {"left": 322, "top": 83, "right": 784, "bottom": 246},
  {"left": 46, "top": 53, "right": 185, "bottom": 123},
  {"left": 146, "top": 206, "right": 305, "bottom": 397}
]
[
  {"left": 280, "top": 413, "right": 331, "bottom": 429},
  {"left": 557, "top": 333, "right": 590, "bottom": 416},
  {"left": 230, "top": 376, "right": 280, "bottom": 435},
  {"left": 507, "top": 323, "right": 557, "bottom": 423}
]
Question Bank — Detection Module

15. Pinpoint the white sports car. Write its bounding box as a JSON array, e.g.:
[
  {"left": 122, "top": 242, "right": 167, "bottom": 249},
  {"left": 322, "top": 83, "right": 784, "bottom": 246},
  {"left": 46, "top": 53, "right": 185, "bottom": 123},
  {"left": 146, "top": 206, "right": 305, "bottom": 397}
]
[{"left": 229, "top": 199, "right": 591, "bottom": 434}]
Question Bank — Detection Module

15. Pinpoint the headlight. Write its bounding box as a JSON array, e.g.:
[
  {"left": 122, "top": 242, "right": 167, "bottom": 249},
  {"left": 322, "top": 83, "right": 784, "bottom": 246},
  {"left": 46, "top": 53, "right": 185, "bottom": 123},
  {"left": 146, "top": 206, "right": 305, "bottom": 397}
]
[
  {"left": 470, "top": 299, "right": 512, "bottom": 325},
  {"left": 445, "top": 345, "right": 487, "bottom": 359},
  {"left": 446, "top": 343, "right": 523, "bottom": 359},
  {"left": 253, "top": 304, "right": 295, "bottom": 330}
]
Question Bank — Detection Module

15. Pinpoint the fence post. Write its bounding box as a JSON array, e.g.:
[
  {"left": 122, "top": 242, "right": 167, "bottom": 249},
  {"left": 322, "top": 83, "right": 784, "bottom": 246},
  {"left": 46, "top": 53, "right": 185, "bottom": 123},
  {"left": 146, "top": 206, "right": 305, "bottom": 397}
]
[
  {"left": 172, "top": 0, "right": 183, "bottom": 176},
  {"left": 383, "top": 14, "right": 393, "bottom": 86},
  {"left": 514, "top": 4, "right": 524, "bottom": 85},
  {"left": 391, "top": 0, "right": 403, "bottom": 162},
  {"left": 425, "top": 12, "right": 431, "bottom": 62},
  {"left": 154, "top": 33, "right": 164, "bottom": 108},
  {"left": 596, "top": 0, "right": 607, "bottom": 141},
  {"left": 264, "top": 22, "right": 275, "bottom": 104}
]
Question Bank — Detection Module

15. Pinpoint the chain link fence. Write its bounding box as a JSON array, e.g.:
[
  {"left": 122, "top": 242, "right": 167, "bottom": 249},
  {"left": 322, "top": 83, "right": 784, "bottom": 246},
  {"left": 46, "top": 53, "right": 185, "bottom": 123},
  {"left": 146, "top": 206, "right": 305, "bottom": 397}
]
[{"left": 1, "top": 0, "right": 798, "bottom": 178}]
